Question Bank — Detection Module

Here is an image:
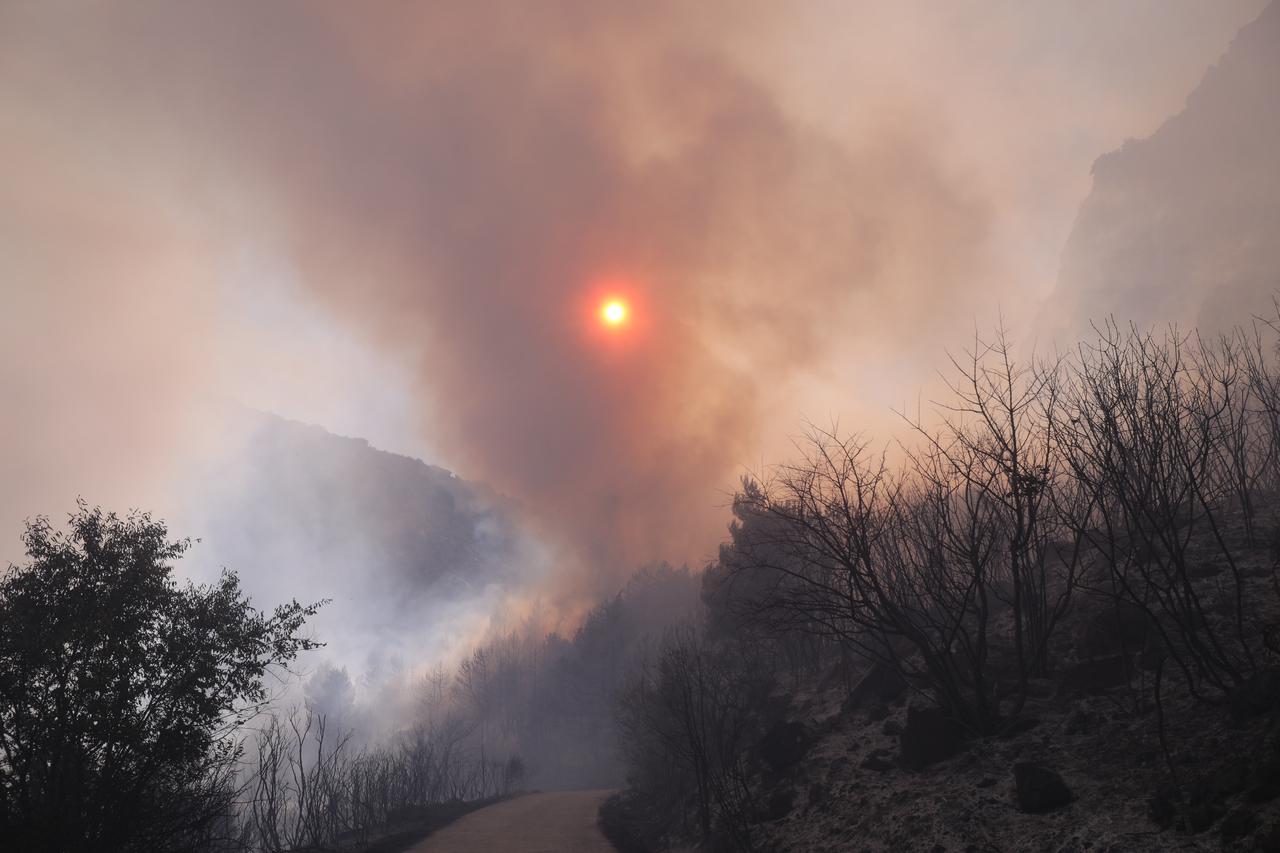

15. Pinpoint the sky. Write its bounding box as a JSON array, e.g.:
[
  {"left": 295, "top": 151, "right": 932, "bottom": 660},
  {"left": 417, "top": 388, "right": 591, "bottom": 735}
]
[{"left": 0, "top": 1, "right": 1269, "bottom": 601}]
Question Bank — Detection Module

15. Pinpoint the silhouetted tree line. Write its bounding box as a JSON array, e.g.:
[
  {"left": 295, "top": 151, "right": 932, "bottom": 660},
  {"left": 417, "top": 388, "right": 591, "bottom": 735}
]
[
  {"left": 0, "top": 503, "right": 322, "bottom": 853},
  {"left": 614, "top": 314, "right": 1280, "bottom": 850}
]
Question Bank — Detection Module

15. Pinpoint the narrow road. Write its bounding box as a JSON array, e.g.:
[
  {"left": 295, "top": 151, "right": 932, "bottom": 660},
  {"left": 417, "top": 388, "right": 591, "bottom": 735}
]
[{"left": 407, "top": 790, "right": 618, "bottom": 853}]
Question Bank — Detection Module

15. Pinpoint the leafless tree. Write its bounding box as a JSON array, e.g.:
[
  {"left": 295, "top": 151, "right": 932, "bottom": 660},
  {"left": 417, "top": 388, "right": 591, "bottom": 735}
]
[
  {"left": 717, "top": 329, "right": 1082, "bottom": 733},
  {"left": 1054, "top": 322, "right": 1273, "bottom": 701},
  {"left": 618, "top": 628, "right": 768, "bottom": 850}
]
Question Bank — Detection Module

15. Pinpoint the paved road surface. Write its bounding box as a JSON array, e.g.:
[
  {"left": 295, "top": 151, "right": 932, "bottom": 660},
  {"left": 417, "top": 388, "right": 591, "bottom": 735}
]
[{"left": 407, "top": 790, "right": 617, "bottom": 853}]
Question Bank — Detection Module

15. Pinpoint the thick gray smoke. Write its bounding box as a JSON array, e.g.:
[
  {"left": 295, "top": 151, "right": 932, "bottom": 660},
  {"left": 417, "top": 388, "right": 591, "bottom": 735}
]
[{"left": 0, "top": 2, "right": 1267, "bottom": 688}]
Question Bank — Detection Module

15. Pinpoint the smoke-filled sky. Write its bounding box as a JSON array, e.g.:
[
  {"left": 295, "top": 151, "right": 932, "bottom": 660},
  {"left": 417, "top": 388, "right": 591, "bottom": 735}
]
[{"left": 0, "top": 1, "right": 1269, "bottom": 591}]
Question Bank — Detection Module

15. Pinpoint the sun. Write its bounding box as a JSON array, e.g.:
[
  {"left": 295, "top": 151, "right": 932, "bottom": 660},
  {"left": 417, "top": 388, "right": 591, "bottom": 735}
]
[{"left": 601, "top": 299, "right": 628, "bottom": 326}]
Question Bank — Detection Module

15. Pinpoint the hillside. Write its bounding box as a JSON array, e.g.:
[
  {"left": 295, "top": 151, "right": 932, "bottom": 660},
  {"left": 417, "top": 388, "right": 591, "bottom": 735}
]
[
  {"left": 191, "top": 412, "right": 534, "bottom": 682},
  {"left": 1041, "top": 1, "right": 1280, "bottom": 340}
]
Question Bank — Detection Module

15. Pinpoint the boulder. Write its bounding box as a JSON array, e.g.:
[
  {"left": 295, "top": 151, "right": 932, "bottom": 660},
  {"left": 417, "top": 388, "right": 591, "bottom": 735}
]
[
  {"left": 757, "top": 720, "right": 811, "bottom": 776},
  {"left": 1013, "top": 763, "right": 1073, "bottom": 812},
  {"left": 1230, "top": 667, "right": 1280, "bottom": 721},
  {"left": 1220, "top": 808, "right": 1259, "bottom": 844},
  {"left": 860, "top": 749, "right": 893, "bottom": 773},
  {"left": 1148, "top": 782, "right": 1227, "bottom": 833},
  {"left": 842, "top": 661, "right": 907, "bottom": 714},
  {"left": 1248, "top": 781, "right": 1280, "bottom": 804},
  {"left": 1077, "top": 601, "right": 1152, "bottom": 659},
  {"left": 1058, "top": 655, "right": 1130, "bottom": 696},
  {"left": 1209, "top": 763, "right": 1252, "bottom": 800},
  {"left": 1137, "top": 639, "right": 1167, "bottom": 673},
  {"left": 1148, "top": 784, "right": 1177, "bottom": 829},
  {"left": 1186, "top": 800, "right": 1226, "bottom": 834},
  {"left": 999, "top": 716, "right": 1041, "bottom": 739},
  {"left": 1255, "top": 822, "right": 1280, "bottom": 852},
  {"left": 1063, "top": 704, "right": 1095, "bottom": 736},
  {"left": 899, "top": 706, "right": 964, "bottom": 770},
  {"left": 759, "top": 788, "right": 794, "bottom": 822}
]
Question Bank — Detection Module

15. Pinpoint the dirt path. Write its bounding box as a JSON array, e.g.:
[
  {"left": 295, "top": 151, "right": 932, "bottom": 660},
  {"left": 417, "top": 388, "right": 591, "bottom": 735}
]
[{"left": 406, "top": 790, "right": 618, "bottom": 853}]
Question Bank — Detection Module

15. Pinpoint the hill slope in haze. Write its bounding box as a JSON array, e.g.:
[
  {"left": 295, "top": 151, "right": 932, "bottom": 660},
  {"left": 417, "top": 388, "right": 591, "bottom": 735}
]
[
  {"left": 190, "top": 412, "right": 539, "bottom": 686},
  {"left": 1042, "top": 1, "right": 1280, "bottom": 339}
]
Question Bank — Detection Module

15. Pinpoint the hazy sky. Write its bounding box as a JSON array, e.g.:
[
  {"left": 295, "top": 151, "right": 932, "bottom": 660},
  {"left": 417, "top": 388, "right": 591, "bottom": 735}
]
[{"left": 0, "top": 1, "right": 1268, "bottom": 582}]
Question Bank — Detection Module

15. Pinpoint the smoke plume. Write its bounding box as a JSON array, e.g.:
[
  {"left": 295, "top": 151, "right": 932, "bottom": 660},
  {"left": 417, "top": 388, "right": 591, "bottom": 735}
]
[{"left": 1, "top": 1, "right": 1266, "bottom": 611}]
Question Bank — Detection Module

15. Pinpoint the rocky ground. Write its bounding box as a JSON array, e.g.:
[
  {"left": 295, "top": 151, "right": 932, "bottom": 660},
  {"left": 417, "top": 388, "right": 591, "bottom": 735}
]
[
  {"left": 751, "top": 656, "right": 1280, "bottom": 853},
  {"left": 742, "top": 514, "right": 1280, "bottom": 852}
]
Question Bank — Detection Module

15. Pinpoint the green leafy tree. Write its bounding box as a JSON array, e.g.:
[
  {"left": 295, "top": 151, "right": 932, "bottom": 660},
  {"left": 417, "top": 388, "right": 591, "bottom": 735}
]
[{"left": 0, "top": 502, "right": 323, "bottom": 853}]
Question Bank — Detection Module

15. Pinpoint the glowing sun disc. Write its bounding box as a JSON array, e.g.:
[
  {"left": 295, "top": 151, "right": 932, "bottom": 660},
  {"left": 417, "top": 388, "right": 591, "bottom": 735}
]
[{"left": 601, "top": 300, "right": 627, "bottom": 326}]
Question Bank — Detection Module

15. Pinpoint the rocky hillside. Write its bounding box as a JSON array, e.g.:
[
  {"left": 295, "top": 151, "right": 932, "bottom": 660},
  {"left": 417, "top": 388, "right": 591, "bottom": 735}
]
[
  {"left": 1041, "top": 1, "right": 1280, "bottom": 340},
  {"left": 753, "top": 653, "right": 1280, "bottom": 852}
]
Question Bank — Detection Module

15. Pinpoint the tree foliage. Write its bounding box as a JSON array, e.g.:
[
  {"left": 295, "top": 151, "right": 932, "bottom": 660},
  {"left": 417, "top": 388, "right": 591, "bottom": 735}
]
[{"left": 0, "top": 502, "right": 322, "bottom": 853}]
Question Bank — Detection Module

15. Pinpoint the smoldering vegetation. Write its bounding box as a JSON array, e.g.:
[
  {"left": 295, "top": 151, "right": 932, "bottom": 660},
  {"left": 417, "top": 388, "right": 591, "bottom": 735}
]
[
  {"left": 226, "top": 562, "right": 698, "bottom": 851},
  {"left": 187, "top": 411, "right": 542, "bottom": 687}
]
